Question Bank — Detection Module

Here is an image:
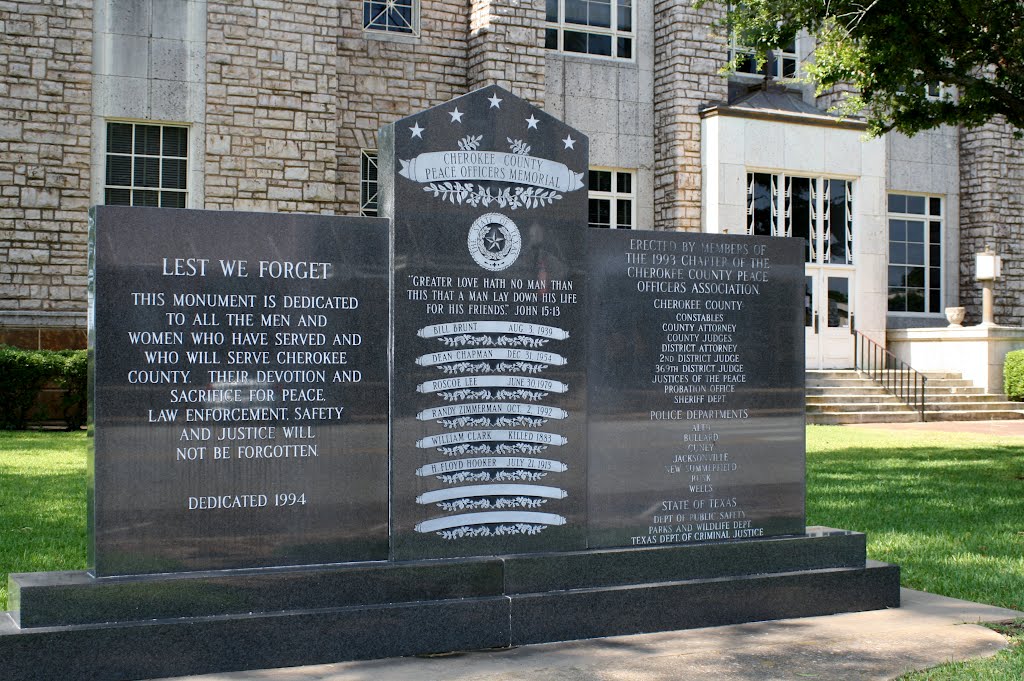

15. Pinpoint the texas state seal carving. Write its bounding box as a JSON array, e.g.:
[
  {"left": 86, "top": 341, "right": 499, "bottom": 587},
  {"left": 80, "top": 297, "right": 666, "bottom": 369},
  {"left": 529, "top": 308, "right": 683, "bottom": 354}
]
[{"left": 467, "top": 213, "right": 522, "bottom": 272}]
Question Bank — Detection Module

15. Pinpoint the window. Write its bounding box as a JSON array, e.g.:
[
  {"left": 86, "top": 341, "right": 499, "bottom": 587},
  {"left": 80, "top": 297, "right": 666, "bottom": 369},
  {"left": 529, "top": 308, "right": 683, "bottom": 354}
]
[
  {"left": 746, "top": 172, "right": 853, "bottom": 264},
  {"left": 888, "top": 194, "right": 943, "bottom": 313},
  {"left": 363, "top": 0, "right": 416, "bottom": 34},
  {"left": 896, "top": 80, "right": 950, "bottom": 101},
  {"left": 105, "top": 122, "right": 188, "bottom": 208},
  {"left": 730, "top": 38, "right": 797, "bottom": 79},
  {"left": 545, "top": 0, "right": 633, "bottom": 60},
  {"left": 588, "top": 169, "right": 634, "bottom": 229},
  {"left": 360, "top": 150, "right": 378, "bottom": 217}
]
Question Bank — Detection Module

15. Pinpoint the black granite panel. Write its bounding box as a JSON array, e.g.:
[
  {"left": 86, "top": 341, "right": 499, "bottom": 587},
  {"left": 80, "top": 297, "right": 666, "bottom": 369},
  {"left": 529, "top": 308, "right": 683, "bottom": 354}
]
[
  {"left": 380, "top": 86, "right": 591, "bottom": 559},
  {"left": 510, "top": 561, "right": 900, "bottom": 645},
  {"left": 89, "top": 207, "right": 390, "bottom": 575},
  {"left": 0, "top": 597, "right": 511, "bottom": 681},
  {"left": 502, "top": 527, "right": 866, "bottom": 593},
  {"left": 10, "top": 558, "right": 503, "bottom": 628},
  {"left": 586, "top": 230, "right": 806, "bottom": 549}
]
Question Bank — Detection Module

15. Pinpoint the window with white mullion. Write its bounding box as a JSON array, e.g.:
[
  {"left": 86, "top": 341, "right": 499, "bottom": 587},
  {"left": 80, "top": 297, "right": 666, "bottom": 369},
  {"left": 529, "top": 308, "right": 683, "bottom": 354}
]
[
  {"left": 823, "top": 179, "right": 854, "bottom": 265},
  {"left": 784, "top": 176, "right": 817, "bottom": 262},
  {"left": 545, "top": 0, "right": 634, "bottom": 60},
  {"left": 887, "top": 194, "right": 943, "bottom": 313},
  {"left": 746, "top": 172, "right": 777, "bottom": 237},
  {"left": 730, "top": 37, "right": 797, "bottom": 79},
  {"left": 746, "top": 172, "right": 854, "bottom": 265},
  {"left": 821, "top": 180, "right": 832, "bottom": 264},
  {"left": 360, "top": 150, "right": 378, "bottom": 217},
  {"left": 105, "top": 121, "right": 188, "bottom": 208},
  {"left": 362, "top": 0, "right": 417, "bottom": 34},
  {"left": 588, "top": 169, "right": 634, "bottom": 229},
  {"left": 842, "top": 181, "right": 854, "bottom": 263}
]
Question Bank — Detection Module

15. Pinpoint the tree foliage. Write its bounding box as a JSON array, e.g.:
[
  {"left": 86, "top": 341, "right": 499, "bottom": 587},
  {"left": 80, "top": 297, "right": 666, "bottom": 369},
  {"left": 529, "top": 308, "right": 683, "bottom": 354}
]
[{"left": 700, "top": 0, "right": 1024, "bottom": 137}]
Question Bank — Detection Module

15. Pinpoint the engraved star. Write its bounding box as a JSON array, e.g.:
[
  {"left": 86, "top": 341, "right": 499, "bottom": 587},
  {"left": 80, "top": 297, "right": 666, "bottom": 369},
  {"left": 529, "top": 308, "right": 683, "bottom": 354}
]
[
  {"left": 449, "top": 107, "right": 464, "bottom": 123},
  {"left": 488, "top": 93, "right": 503, "bottom": 109},
  {"left": 562, "top": 135, "right": 576, "bottom": 149},
  {"left": 526, "top": 115, "right": 540, "bottom": 130},
  {"left": 409, "top": 122, "right": 424, "bottom": 138},
  {"left": 485, "top": 226, "right": 506, "bottom": 252}
]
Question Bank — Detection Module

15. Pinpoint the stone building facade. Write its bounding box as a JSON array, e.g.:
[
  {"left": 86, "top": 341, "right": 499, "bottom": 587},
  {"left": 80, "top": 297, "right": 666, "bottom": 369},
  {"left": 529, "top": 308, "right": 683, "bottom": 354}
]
[
  {"left": 0, "top": 0, "right": 93, "bottom": 349},
  {"left": 1, "top": 0, "right": 1022, "bottom": 367}
]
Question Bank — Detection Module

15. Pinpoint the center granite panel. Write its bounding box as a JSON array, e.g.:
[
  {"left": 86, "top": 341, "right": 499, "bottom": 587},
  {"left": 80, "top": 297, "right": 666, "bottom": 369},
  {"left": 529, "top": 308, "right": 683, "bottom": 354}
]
[{"left": 381, "top": 86, "right": 590, "bottom": 560}]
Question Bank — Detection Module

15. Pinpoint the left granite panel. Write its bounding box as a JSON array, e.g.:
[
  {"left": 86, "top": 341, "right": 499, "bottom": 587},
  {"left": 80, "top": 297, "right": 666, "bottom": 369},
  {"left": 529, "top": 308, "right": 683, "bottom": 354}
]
[{"left": 89, "top": 206, "right": 390, "bottom": 575}]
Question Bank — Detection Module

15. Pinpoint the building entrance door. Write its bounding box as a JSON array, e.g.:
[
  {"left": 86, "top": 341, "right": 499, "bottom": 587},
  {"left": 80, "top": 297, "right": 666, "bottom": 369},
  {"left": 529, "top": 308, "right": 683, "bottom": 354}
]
[{"left": 805, "top": 269, "right": 854, "bottom": 369}]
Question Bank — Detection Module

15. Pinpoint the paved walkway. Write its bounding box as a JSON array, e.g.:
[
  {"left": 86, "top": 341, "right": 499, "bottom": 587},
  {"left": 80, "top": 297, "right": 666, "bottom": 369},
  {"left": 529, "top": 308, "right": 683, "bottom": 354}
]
[
  {"left": 159, "top": 589, "right": 1022, "bottom": 681},
  {"left": 844, "top": 419, "right": 1024, "bottom": 436}
]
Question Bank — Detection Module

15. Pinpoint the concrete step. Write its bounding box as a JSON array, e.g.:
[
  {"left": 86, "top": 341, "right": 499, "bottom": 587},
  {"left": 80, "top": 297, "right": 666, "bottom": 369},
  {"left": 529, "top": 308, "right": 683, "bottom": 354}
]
[
  {"left": 924, "top": 409, "right": 1024, "bottom": 422},
  {"left": 806, "top": 370, "right": 962, "bottom": 380},
  {"left": 926, "top": 401, "right": 1024, "bottom": 412},
  {"left": 806, "top": 403, "right": 917, "bottom": 414},
  {"left": 807, "top": 395, "right": 908, "bottom": 406},
  {"left": 924, "top": 394, "right": 1013, "bottom": 405},
  {"left": 807, "top": 387, "right": 895, "bottom": 397},
  {"left": 806, "top": 379, "right": 894, "bottom": 389},
  {"left": 921, "top": 387, "right": 987, "bottom": 396},
  {"left": 807, "top": 412, "right": 922, "bottom": 425},
  {"left": 803, "top": 370, "right": 1024, "bottom": 422}
]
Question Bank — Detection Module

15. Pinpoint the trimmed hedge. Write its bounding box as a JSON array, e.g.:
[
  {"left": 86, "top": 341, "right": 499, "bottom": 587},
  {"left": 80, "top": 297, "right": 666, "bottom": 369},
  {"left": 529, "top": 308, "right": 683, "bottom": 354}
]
[
  {"left": 0, "top": 346, "right": 87, "bottom": 430},
  {"left": 1006, "top": 350, "right": 1024, "bottom": 402}
]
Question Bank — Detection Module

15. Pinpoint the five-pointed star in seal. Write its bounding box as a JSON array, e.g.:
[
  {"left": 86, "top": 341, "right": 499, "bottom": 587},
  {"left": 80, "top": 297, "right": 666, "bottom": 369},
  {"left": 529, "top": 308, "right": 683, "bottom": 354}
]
[
  {"left": 526, "top": 115, "right": 540, "bottom": 129},
  {"left": 449, "top": 107, "right": 464, "bottom": 123},
  {"left": 484, "top": 226, "right": 506, "bottom": 252},
  {"left": 488, "top": 93, "right": 503, "bottom": 108},
  {"left": 562, "top": 135, "right": 576, "bottom": 149},
  {"left": 409, "top": 122, "right": 424, "bottom": 138}
]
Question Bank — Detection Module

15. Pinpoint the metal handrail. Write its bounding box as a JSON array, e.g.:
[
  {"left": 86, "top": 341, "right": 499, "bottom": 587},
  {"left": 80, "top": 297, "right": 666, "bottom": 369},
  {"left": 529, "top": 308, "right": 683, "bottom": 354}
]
[{"left": 853, "top": 331, "right": 927, "bottom": 421}]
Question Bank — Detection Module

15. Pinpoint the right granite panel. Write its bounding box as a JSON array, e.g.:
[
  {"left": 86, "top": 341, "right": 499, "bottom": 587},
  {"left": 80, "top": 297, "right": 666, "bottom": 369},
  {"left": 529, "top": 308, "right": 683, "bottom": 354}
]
[{"left": 586, "top": 230, "right": 806, "bottom": 548}]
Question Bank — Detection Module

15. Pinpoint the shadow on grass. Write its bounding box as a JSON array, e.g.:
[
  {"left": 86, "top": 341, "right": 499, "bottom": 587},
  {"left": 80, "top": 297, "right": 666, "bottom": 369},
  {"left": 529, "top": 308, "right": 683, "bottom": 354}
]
[{"left": 807, "top": 442, "right": 1024, "bottom": 611}]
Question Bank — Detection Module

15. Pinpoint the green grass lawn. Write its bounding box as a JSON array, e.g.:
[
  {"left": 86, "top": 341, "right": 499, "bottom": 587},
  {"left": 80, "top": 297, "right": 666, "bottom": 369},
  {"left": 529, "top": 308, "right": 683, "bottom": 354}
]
[
  {"left": 805, "top": 425, "right": 1024, "bottom": 612},
  {"left": 804, "top": 425, "right": 1024, "bottom": 680},
  {"left": 0, "top": 430, "right": 88, "bottom": 610},
  {"left": 1, "top": 425, "right": 1022, "bottom": 677}
]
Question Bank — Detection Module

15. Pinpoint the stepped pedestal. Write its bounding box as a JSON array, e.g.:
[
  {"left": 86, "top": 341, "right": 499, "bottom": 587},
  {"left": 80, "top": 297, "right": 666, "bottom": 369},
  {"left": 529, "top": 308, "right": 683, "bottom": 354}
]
[{"left": 2, "top": 527, "right": 898, "bottom": 681}]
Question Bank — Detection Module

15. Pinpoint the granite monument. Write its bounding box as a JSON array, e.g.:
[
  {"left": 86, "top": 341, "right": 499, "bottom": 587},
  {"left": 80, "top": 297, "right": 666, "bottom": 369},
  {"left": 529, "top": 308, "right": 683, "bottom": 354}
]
[{"left": 0, "top": 87, "right": 899, "bottom": 681}]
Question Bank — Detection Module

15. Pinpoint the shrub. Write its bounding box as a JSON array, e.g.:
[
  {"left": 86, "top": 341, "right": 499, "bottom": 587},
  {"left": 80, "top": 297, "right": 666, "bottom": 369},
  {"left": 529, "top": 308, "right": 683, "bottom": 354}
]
[
  {"left": 1005, "top": 349, "right": 1024, "bottom": 402},
  {"left": 0, "top": 347, "right": 88, "bottom": 430},
  {"left": 55, "top": 350, "right": 88, "bottom": 430},
  {"left": 0, "top": 346, "right": 55, "bottom": 429}
]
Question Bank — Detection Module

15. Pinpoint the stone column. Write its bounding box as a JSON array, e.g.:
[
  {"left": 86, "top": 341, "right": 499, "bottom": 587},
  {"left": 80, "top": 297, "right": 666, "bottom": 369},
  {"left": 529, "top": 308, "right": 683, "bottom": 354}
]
[
  {"left": 651, "top": 0, "right": 728, "bottom": 231},
  {"left": 467, "top": 0, "right": 546, "bottom": 106},
  {"left": 206, "top": 0, "right": 339, "bottom": 214},
  {"left": 336, "top": 0, "right": 470, "bottom": 216},
  {"left": 959, "top": 118, "right": 1024, "bottom": 327}
]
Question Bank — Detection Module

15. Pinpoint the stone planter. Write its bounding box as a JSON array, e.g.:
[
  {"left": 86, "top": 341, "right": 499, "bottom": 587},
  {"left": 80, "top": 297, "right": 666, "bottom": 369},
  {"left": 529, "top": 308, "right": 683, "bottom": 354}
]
[{"left": 945, "top": 306, "right": 966, "bottom": 327}]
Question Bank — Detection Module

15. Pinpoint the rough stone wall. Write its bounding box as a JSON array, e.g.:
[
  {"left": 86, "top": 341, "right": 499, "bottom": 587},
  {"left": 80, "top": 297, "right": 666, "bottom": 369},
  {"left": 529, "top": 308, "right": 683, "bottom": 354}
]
[
  {"left": 468, "top": 0, "right": 545, "bottom": 106},
  {"left": 336, "top": 0, "right": 470, "bottom": 215},
  {"left": 0, "top": 0, "right": 92, "bottom": 348},
  {"left": 205, "top": 1, "right": 338, "bottom": 214},
  {"left": 651, "top": 0, "right": 728, "bottom": 231},
  {"left": 959, "top": 118, "right": 1024, "bottom": 326},
  {"left": 815, "top": 83, "right": 858, "bottom": 114}
]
